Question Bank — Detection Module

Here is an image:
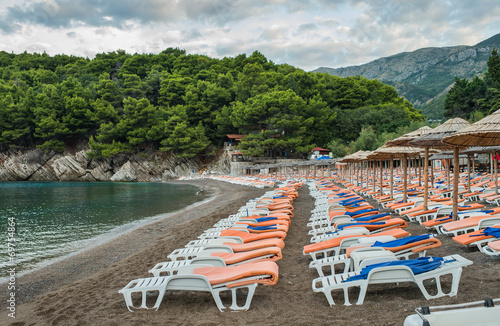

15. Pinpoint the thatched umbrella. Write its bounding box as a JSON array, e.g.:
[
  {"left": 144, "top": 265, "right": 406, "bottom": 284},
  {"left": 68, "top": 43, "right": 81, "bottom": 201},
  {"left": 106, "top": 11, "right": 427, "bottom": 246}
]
[
  {"left": 442, "top": 109, "right": 500, "bottom": 146},
  {"left": 410, "top": 118, "right": 471, "bottom": 220},
  {"left": 340, "top": 150, "right": 371, "bottom": 186},
  {"left": 385, "top": 126, "right": 433, "bottom": 204},
  {"left": 385, "top": 126, "right": 433, "bottom": 147},
  {"left": 443, "top": 110, "right": 500, "bottom": 195},
  {"left": 460, "top": 146, "right": 500, "bottom": 191},
  {"left": 368, "top": 145, "right": 422, "bottom": 200}
]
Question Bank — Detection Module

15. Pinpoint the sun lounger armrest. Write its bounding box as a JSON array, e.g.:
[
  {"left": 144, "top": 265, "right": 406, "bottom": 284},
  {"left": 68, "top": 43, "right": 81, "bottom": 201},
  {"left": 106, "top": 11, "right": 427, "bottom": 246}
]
[
  {"left": 166, "top": 274, "right": 213, "bottom": 292},
  {"left": 350, "top": 247, "right": 390, "bottom": 255},
  {"left": 190, "top": 256, "right": 226, "bottom": 267},
  {"left": 208, "top": 238, "right": 242, "bottom": 245},
  {"left": 203, "top": 245, "right": 234, "bottom": 253}
]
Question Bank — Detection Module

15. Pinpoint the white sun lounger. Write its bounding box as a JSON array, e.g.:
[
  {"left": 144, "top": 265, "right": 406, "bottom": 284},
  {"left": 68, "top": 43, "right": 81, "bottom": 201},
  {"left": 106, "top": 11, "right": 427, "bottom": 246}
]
[
  {"left": 312, "top": 254, "right": 472, "bottom": 306},
  {"left": 119, "top": 261, "right": 279, "bottom": 312},
  {"left": 478, "top": 239, "right": 500, "bottom": 257},
  {"left": 404, "top": 298, "right": 500, "bottom": 326}
]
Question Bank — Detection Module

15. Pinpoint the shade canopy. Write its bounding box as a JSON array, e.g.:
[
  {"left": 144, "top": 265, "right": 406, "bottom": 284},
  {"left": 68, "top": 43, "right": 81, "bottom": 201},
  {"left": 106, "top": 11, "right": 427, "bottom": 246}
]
[
  {"left": 339, "top": 150, "right": 371, "bottom": 163},
  {"left": 460, "top": 146, "right": 500, "bottom": 154},
  {"left": 385, "top": 126, "right": 433, "bottom": 147},
  {"left": 429, "top": 152, "right": 468, "bottom": 160},
  {"left": 367, "top": 144, "right": 422, "bottom": 160},
  {"left": 442, "top": 109, "right": 500, "bottom": 147},
  {"left": 409, "top": 118, "right": 471, "bottom": 149}
]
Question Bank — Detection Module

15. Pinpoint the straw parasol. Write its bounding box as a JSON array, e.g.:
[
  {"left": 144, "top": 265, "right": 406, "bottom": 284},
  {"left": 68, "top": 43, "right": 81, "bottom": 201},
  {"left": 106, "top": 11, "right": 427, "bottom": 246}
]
[
  {"left": 443, "top": 109, "right": 500, "bottom": 197},
  {"left": 384, "top": 126, "right": 434, "bottom": 203},
  {"left": 409, "top": 118, "right": 471, "bottom": 219},
  {"left": 368, "top": 145, "right": 422, "bottom": 199},
  {"left": 339, "top": 150, "right": 371, "bottom": 185},
  {"left": 385, "top": 126, "right": 433, "bottom": 147},
  {"left": 442, "top": 109, "right": 500, "bottom": 147}
]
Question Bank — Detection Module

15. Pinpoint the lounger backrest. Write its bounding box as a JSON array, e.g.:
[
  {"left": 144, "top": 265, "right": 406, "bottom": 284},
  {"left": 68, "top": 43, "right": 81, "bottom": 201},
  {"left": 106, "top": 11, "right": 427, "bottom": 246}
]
[{"left": 478, "top": 217, "right": 500, "bottom": 229}]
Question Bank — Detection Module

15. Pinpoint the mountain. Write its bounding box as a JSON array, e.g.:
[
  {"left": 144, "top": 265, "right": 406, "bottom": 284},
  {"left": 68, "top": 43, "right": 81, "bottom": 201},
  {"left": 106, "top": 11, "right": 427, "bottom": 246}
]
[{"left": 313, "top": 33, "right": 500, "bottom": 119}]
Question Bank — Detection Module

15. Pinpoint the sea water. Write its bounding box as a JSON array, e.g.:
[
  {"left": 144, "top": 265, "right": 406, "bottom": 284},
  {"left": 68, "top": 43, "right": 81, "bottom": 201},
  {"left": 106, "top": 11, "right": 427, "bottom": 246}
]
[{"left": 0, "top": 181, "right": 208, "bottom": 281}]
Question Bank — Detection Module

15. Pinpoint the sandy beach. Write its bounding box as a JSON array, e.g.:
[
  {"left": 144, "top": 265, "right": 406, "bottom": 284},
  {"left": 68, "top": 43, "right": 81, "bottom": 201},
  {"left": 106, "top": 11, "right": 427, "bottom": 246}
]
[{"left": 2, "top": 179, "right": 500, "bottom": 326}]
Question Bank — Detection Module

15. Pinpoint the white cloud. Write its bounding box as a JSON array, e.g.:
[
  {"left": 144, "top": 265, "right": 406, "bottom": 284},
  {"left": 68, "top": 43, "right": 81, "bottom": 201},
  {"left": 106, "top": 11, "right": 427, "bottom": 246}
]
[{"left": 0, "top": 0, "right": 499, "bottom": 70}]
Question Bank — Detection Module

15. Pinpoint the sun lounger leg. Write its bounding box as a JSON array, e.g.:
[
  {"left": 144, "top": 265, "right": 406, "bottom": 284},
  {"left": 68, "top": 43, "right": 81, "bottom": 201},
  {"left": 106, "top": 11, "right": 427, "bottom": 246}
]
[
  {"left": 415, "top": 268, "right": 463, "bottom": 300},
  {"left": 118, "top": 277, "right": 169, "bottom": 311},
  {"left": 212, "top": 283, "right": 258, "bottom": 311}
]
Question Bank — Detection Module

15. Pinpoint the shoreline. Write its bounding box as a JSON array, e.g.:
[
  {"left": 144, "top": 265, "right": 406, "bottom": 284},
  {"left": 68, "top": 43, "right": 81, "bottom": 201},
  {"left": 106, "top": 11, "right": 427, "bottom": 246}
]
[
  {"left": 0, "top": 182, "right": 216, "bottom": 285},
  {"left": 3, "top": 180, "right": 499, "bottom": 326},
  {"left": 0, "top": 180, "right": 261, "bottom": 308}
]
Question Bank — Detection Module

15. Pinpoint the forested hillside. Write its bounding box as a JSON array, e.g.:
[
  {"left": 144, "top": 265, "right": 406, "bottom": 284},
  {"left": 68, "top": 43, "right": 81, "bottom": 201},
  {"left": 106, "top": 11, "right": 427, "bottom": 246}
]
[
  {"left": 0, "top": 49, "right": 423, "bottom": 159},
  {"left": 315, "top": 33, "right": 500, "bottom": 120},
  {"left": 443, "top": 48, "right": 500, "bottom": 120}
]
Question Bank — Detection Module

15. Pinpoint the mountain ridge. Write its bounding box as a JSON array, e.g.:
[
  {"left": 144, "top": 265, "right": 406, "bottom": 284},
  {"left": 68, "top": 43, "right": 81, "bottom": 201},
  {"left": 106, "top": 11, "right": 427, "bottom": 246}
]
[{"left": 313, "top": 33, "right": 500, "bottom": 119}]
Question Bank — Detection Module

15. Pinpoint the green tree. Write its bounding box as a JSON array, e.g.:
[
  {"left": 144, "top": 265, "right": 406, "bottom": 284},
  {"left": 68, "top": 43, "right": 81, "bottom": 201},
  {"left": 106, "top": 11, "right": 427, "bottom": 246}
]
[{"left": 160, "top": 121, "right": 210, "bottom": 158}]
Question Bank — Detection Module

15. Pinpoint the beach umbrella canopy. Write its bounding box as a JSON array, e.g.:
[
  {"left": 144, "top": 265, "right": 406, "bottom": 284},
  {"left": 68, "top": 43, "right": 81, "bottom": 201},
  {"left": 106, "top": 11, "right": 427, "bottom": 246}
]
[
  {"left": 409, "top": 118, "right": 471, "bottom": 149},
  {"left": 384, "top": 126, "right": 434, "bottom": 203},
  {"left": 338, "top": 150, "right": 371, "bottom": 184},
  {"left": 442, "top": 110, "right": 500, "bottom": 198},
  {"left": 385, "top": 126, "right": 433, "bottom": 147},
  {"left": 409, "top": 118, "right": 472, "bottom": 220},
  {"left": 368, "top": 145, "right": 423, "bottom": 199},
  {"left": 460, "top": 146, "right": 500, "bottom": 154},
  {"left": 442, "top": 109, "right": 500, "bottom": 147},
  {"left": 429, "top": 152, "right": 468, "bottom": 160}
]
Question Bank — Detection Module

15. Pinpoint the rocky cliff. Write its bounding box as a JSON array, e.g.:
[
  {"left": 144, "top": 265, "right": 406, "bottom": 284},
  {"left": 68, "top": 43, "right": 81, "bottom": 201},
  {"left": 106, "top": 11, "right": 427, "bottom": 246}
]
[{"left": 0, "top": 146, "right": 230, "bottom": 182}]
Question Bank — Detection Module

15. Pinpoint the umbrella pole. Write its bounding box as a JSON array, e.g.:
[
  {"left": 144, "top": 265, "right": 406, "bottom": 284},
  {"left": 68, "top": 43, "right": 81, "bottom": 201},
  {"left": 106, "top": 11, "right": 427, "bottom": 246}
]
[
  {"left": 467, "top": 154, "right": 471, "bottom": 193},
  {"left": 446, "top": 159, "right": 450, "bottom": 190},
  {"left": 431, "top": 159, "right": 435, "bottom": 188},
  {"left": 452, "top": 147, "right": 459, "bottom": 221},
  {"left": 390, "top": 158, "right": 394, "bottom": 199},
  {"left": 496, "top": 153, "right": 498, "bottom": 196},
  {"left": 360, "top": 161, "right": 363, "bottom": 188},
  {"left": 379, "top": 159, "right": 383, "bottom": 195},
  {"left": 472, "top": 155, "right": 475, "bottom": 178},
  {"left": 403, "top": 153, "right": 408, "bottom": 203},
  {"left": 418, "top": 157, "right": 422, "bottom": 186},
  {"left": 491, "top": 154, "right": 494, "bottom": 180},
  {"left": 372, "top": 161, "right": 376, "bottom": 192},
  {"left": 424, "top": 147, "right": 429, "bottom": 211}
]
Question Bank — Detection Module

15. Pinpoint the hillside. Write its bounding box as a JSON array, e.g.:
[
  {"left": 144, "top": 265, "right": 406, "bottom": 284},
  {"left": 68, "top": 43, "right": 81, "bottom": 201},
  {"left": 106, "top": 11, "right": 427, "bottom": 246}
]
[{"left": 314, "top": 33, "right": 500, "bottom": 119}]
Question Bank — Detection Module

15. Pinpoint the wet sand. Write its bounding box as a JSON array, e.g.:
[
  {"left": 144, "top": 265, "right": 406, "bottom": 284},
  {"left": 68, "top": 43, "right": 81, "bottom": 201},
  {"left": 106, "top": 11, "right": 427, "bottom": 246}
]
[{"left": 1, "top": 179, "right": 500, "bottom": 326}]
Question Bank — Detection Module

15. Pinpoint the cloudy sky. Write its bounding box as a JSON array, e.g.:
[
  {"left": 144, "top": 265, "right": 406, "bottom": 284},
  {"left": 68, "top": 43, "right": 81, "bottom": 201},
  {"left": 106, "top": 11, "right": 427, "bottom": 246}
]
[{"left": 0, "top": 0, "right": 499, "bottom": 71}]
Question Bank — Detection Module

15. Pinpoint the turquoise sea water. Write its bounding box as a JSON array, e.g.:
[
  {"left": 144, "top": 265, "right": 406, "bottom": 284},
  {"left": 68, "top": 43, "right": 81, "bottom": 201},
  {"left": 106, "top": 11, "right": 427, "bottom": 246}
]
[{"left": 0, "top": 181, "right": 208, "bottom": 280}]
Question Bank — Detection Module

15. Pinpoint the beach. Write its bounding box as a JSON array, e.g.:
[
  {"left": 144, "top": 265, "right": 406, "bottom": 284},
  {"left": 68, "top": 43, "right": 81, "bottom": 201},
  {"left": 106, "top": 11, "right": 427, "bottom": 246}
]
[{"left": 2, "top": 179, "right": 500, "bottom": 326}]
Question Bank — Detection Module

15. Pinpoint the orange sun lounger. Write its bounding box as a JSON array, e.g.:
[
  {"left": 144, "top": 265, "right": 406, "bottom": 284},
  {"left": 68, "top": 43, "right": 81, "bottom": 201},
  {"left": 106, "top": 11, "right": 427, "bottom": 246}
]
[
  {"left": 345, "top": 236, "right": 441, "bottom": 258},
  {"left": 120, "top": 261, "right": 279, "bottom": 312},
  {"left": 219, "top": 229, "right": 287, "bottom": 241},
  {"left": 210, "top": 247, "right": 283, "bottom": 264},
  {"left": 229, "top": 238, "right": 285, "bottom": 251},
  {"left": 438, "top": 215, "right": 500, "bottom": 236},
  {"left": 303, "top": 228, "right": 410, "bottom": 255},
  {"left": 339, "top": 218, "right": 408, "bottom": 232},
  {"left": 452, "top": 229, "right": 498, "bottom": 246},
  {"left": 422, "top": 206, "right": 497, "bottom": 229}
]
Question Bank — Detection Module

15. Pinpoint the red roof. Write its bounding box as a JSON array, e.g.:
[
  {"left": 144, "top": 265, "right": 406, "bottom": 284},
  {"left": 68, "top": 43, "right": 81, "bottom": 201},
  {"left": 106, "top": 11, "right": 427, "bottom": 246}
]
[
  {"left": 311, "top": 147, "right": 330, "bottom": 152},
  {"left": 226, "top": 134, "right": 245, "bottom": 139},
  {"left": 231, "top": 152, "right": 244, "bottom": 155}
]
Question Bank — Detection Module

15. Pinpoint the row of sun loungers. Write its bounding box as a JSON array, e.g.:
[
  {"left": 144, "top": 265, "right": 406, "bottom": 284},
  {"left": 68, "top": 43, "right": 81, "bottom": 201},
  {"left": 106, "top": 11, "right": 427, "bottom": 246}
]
[
  {"left": 342, "top": 170, "right": 500, "bottom": 258},
  {"left": 305, "top": 179, "right": 473, "bottom": 308},
  {"left": 178, "top": 175, "right": 277, "bottom": 188},
  {"left": 320, "top": 172, "right": 500, "bottom": 324},
  {"left": 119, "top": 181, "right": 302, "bottom": 312}
]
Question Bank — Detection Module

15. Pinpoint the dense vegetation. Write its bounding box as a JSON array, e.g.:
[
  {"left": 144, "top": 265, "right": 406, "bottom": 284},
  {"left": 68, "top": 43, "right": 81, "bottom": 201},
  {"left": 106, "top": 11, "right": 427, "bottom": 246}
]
[
  {"left": 0, "top": 49, "right": 424, "bottom": 159},
  {"left": 443, "top": 48, "right": 500, "bottom": 121}
]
